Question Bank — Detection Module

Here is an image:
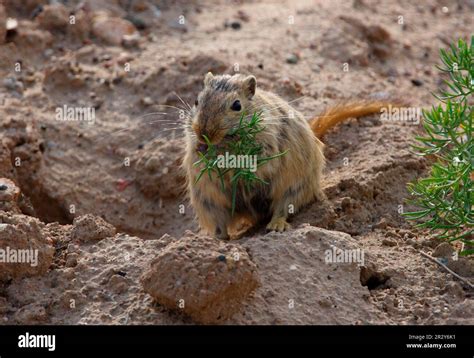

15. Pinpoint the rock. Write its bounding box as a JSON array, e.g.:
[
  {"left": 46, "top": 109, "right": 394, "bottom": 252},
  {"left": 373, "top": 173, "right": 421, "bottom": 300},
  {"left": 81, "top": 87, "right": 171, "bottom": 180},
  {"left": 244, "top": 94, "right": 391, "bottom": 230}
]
[
  {"left": 382, "top": 238, "right": 397, "bottom": 247},
  {"left": 6, "top": 17, "right": 17, "bottom": 32},
  {"left": 116, "top": 52, "right": 133, "bottom": 65},
  {"left": 36, "top": 4, "right": 69, "bottom": 31},
  {"left": 13, "top": 27, "right": 54, "bottom": 54},
  {"left": 365, "top": 24, "right": 391, "bottom": 42},
  {"left": 140, "top": 96, "right": 154, "bottom": 106},
  {"left": 340, "top": 197, "right": 352, "bottom": 212},
  {"left": 0, "top": 212, "right": 54, "bottom": 281},
  {"left": 108, "top": 274, "right": 128, "bottom": 294},
  {"left": 374, "top": 217, "right": 389, "bottom": 229},
  {"left": 0, "top": 178, "right": 21, "bottom": 213},
  {"left": 229, "top": 21, "right": 241, "bottom": 30},
  {"left": 432, "top": 242, "right": 454, "bottom": 258},
  {"left": 43, "top": 48, "right": 54, "bottom": 58},
  {"left": 70, "top": 214, "right": 116, "bottom": 242},
  {"left": 141, "top": 234, "right": 259, "bottom": 324},
  {"left": 65, "top": 252, "right": 79, "bottom": 268},
  {"left": 122, "top": 32, "right": 140, "bottom": 48},
  {"left": 236, "top": 10, "right": 250, "bottom": 22},
  {"left": 3, "top": 77, "right": 24, "bottom": 93},
  {"left": 286, "top": 53, "right": 299, "bottom": 64},
  {"left": 411, "top": 78, "right": 423, "bottom": 87},
  {"left": 92, "top": 12, "right": 138, "bottom": 46}
]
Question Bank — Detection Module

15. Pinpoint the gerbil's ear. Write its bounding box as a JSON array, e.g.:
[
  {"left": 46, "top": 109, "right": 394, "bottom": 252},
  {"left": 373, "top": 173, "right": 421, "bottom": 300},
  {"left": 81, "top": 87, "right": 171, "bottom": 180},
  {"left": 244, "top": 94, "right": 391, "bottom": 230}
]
[
  {"left": 204, "top": 72, "right": 214, "bottom": 86},
  {"left": 242, "top": 75, "right": 256, "bottom": 99}
]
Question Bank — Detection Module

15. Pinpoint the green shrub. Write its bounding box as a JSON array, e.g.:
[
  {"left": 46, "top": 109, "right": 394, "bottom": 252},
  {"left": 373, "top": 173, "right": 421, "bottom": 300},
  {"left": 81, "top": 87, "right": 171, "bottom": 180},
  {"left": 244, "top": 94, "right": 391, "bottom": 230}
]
[{"left": 404, "top": 37, "right": 473, "bottom": 255}]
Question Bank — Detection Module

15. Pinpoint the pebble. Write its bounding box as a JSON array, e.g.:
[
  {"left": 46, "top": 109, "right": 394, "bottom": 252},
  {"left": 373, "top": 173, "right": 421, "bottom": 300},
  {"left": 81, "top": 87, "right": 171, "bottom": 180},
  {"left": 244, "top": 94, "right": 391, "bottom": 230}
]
[
  {"left": 236, "top": 10, "right": 250, "bottom": 22},
  {"left": 122, "top": 33, "right": 140, "bottom": 48},
  {"left": 6, "top": 18, "right": 18, "bottom": 32},
  {"left": 411, "top": 79, "right": 423, "bottom": 87},
  {"left": 43, "top": 49, "right": 54, "bottom": 58},
  {"left": 341, "top": 197, "right": 351, "bottom": 211},
  {"left": 65, "top": 253, "right": 79, "bottom": 268},
  {"left": 230, "top": 21, "right": 241, "bottom": 30},
  {"left": 375, "top": 218, "right": 389, "bottom": 229},
  {"left": 382, "top": 238, "right": 397, "bottom": 247},
  {"left": 3, "top": 77, "right": 24, "bottom": 93},
  {"left": 286, "top": 53, "right": 299, "bottom": 64},
  {"left": 140, "top": 97, "right": 154, "bottom": 106},
  {"left": 432, "top": 242, "right": 454, "bottom": 258}
]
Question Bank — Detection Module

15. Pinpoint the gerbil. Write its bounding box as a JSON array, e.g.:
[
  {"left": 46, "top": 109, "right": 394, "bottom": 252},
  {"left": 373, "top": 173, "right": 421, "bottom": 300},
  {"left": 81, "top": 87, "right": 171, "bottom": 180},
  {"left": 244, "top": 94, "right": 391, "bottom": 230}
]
[{"left": 183, "top": 72, "right": 399, "bottom": 240}]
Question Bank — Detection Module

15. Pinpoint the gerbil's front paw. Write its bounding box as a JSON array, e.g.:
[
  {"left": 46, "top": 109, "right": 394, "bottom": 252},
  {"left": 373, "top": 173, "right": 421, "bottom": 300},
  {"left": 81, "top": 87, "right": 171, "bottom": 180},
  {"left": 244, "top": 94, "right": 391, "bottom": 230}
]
[{"left": 266, "top": 217, "right": 291, "bottom": 232}]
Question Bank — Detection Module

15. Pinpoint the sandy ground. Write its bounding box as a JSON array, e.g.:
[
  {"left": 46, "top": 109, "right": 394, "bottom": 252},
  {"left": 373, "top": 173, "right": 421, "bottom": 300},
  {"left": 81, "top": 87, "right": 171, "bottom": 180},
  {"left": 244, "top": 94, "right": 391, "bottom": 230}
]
[{"left": 0, "top": 0, "right": 473, "bottom": 324}]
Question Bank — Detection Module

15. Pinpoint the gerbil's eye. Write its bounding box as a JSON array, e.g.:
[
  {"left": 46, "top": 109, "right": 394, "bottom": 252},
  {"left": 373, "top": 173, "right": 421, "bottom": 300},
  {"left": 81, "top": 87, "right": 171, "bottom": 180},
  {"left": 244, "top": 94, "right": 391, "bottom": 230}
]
[
  {"left": 195, "top": 99, "right": 198, "bottom": 106},
  {"left": 231, "top": 100, "right": 241, "bottom": 111}
]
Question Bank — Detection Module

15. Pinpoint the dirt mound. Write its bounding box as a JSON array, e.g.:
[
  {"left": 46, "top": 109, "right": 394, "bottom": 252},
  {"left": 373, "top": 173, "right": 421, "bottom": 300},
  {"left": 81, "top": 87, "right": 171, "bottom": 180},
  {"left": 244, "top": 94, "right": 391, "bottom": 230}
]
[
  {"left": 0, "top": 211, "right": 54, "bottom": 281},
  {"left": 142, "top": 233, "right": 259, "bottom": 324}
]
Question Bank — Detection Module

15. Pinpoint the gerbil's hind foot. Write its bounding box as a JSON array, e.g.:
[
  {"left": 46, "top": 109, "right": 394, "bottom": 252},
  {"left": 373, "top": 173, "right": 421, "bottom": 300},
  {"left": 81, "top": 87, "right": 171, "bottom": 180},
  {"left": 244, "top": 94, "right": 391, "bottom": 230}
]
[
  {"left": 266, "top": 217, "right": 291, "bottom": 232},
  {"left": 227, "top": 212, "right": 257, "bottom": 239}
]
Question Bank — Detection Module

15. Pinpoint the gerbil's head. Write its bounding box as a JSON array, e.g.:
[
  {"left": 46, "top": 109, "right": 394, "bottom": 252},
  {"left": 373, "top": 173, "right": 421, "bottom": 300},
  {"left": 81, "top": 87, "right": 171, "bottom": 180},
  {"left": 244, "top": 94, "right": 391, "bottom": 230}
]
[{"left": 191, "top": 72, "right": 257, "bottom": 145}]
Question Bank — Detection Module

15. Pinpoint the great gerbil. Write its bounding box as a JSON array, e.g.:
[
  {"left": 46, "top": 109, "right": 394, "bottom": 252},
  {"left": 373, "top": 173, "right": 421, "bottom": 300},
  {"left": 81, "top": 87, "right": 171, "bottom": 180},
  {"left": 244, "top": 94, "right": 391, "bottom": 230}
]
[{"left": 183, "top": 72, "right": 400, "bottom": 240}]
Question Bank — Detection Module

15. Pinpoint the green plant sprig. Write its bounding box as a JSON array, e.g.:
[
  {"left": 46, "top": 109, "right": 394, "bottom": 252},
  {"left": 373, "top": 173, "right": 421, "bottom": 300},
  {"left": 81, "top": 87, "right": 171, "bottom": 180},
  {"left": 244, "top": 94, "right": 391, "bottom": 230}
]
[
  {"left": 404, "top": 37, "right": 473, "bottom": 256},
  {"left": 193, "top": 111, "right": 288, "bottom": 215}
]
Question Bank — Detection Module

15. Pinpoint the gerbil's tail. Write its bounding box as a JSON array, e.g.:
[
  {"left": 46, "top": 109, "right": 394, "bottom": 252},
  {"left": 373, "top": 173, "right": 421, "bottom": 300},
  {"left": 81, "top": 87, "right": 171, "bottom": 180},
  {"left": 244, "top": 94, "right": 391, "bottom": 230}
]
[{"left": 310, "top": 99, "right": 406, "bottom": 138}]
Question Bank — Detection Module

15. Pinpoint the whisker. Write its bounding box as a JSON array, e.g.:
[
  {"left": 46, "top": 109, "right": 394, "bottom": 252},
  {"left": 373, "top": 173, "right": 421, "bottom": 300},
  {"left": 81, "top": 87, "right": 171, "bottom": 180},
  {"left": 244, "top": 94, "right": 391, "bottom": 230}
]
[
  {"left": 154, "top": 104, "right": 192, "bottom": 115},
  {"left": 172, "top": 92, "right": 193, "bottom": 113}
]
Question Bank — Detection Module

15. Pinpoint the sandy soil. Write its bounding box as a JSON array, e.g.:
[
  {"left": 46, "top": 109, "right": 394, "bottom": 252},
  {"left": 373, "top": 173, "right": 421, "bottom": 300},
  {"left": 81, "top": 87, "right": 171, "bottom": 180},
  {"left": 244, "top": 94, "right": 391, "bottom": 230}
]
[{"left": 0, "top": 0, "right": 472, "bottom": 325}]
